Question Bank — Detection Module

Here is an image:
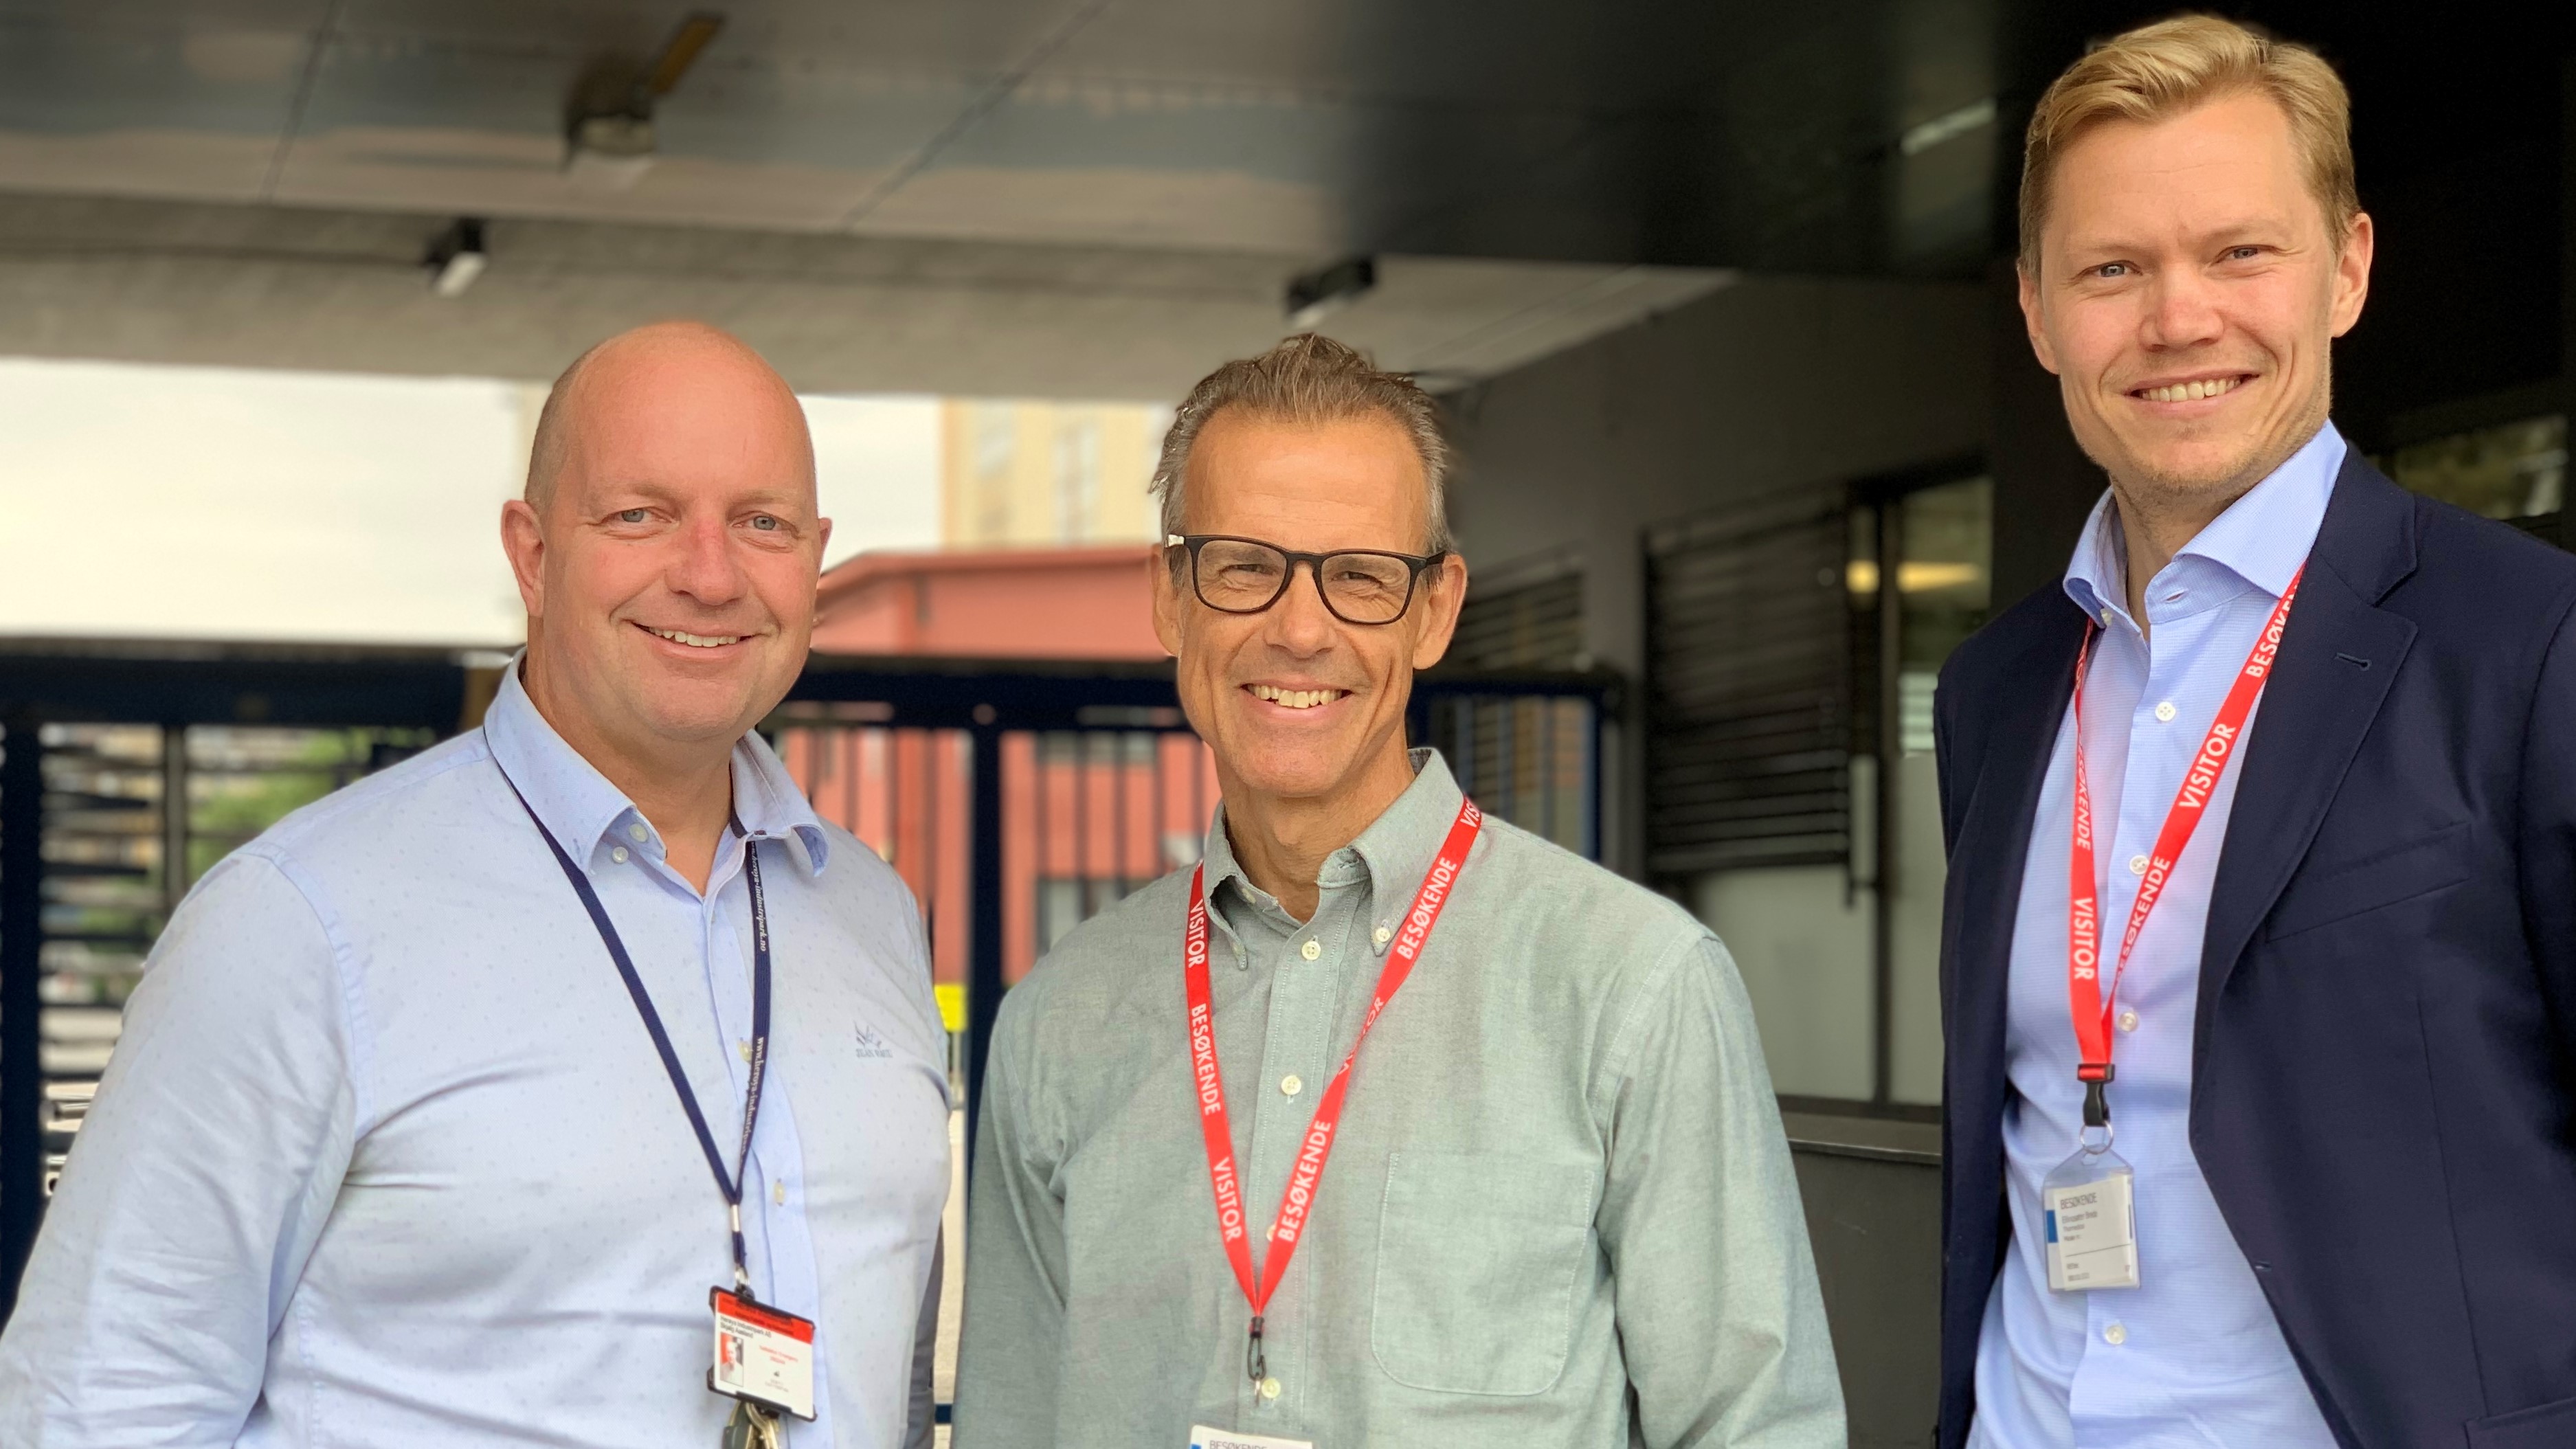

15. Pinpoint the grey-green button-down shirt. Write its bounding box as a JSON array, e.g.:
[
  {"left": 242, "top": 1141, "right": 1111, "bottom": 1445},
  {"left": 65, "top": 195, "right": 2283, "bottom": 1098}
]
[{"left": 954, "top": 751, "right": 1843, "bottom": 1448}]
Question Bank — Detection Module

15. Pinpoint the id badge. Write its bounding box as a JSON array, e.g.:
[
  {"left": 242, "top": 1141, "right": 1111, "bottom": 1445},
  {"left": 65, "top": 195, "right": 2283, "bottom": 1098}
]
[
  {"left": 2041, "top": 1147, "right": 2140, "bottom": 1292},
  {"left": 709, "top": 1288, "right": 818, "bottom": 1421},
  {"left": 1188, "top": 1427, "right": 1314, "bottom": 1449}
]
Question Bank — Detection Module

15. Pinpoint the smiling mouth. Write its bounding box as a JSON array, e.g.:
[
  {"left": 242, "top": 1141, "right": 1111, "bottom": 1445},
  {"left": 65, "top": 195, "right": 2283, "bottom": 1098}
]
[
  {"left": 640, "top": 624, "right": 746, "bottom": 649},
  {"left": 2133, "top": 374, "right": 2250, "bottom": 404},
  {"left": 1246, "top": 683, "right": 1348, "bottom": 710}
]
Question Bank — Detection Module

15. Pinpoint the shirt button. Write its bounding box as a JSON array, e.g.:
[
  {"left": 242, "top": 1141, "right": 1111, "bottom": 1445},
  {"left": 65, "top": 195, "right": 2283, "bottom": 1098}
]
[
  {"left": 2127, "top": 854, "right": 2149, "bottom": 876},
  {"left": 627, "top": 822, "right": 649, "bottom": 843},
  {"left": 772, "top": 1178, "right": 787, "bottom": 1205},
  {"left": 738, "top": 1038, "right": 752, "bottom": 1062},
  {"left": 1372, "top": 925, "right": 1392, "bottom": 947},
  {"left": 2104, "top": 1322, "right": 2128, "bottom": 1346},
  {"left": 1300, "top": 939, "right": 1321, "bottom": 961},
  {"left": 1258, "top": 1376, "right": 1281, "bottom": 1400},
  {"left": 2154, "top": 701, "right": 2177, "bottom": 723},
  {"left": 610, "top": 846, "right": 630, "bottom": 864},
  {"left": 2118, "top": 1009, "right": 2140, "bottom": 1033},
  {"left": 1281, "top": 1074, "right": 1303, "bottom": 1097}
]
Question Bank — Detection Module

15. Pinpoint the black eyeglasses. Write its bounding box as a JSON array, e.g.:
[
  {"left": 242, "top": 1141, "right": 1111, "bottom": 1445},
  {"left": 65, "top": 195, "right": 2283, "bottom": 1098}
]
[{"left": 1165, "top": 534, "right": 1448, "bottom": 626}]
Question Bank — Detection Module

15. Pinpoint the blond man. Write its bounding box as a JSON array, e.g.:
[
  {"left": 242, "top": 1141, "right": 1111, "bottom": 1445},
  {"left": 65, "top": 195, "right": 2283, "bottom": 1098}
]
[
  {"left": 1934, "top": 16, "right": 2576, "bottom": 1449},
  {"left": 954, "top": 336, "right": 1842, "bottom": 1448}
]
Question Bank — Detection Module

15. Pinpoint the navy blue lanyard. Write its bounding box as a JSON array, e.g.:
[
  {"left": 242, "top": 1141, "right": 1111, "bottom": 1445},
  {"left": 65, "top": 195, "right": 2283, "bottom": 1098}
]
[{"left": 491, "top": 753, "right": 774, "bottom": 1299}]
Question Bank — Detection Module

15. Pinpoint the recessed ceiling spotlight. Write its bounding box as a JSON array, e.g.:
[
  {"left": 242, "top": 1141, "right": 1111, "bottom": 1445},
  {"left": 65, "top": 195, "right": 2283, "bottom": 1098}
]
[{"left": 424, "top": 218, "right": 487, "bottom": 298}]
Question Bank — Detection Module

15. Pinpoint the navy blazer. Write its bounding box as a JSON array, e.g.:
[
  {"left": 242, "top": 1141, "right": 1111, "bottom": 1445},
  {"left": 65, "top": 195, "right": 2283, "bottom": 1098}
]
[{"left": 1933, "top": 451, "right": 2576, "bottom": 1449}]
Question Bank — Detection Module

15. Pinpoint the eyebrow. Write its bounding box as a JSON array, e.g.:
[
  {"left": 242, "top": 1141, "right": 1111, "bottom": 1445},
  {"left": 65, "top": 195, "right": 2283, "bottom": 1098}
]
[
  {"left": 592, "top": 478, "right": 816, "bottom": 513},
  {"left": 2061, "top": 213, "right": 2299, "bottom": 257}
]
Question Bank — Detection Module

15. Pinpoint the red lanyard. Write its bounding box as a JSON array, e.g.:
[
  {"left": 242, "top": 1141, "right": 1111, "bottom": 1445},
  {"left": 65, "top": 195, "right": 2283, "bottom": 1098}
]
[
  {"left": 1185, "top": 797, "right": 1483, "bottom": 1384},
  {"left": 2068, "top": 568, "right": 2301, "bottom": 1121}
]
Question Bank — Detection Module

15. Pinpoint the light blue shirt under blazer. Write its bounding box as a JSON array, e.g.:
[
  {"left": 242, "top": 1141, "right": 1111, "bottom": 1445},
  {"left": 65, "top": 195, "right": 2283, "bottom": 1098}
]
[
  {"left": 0, "top": 664, "right": 951, "bottom": 1447},
  {"left": 1969, "top": 423, "right": 2348, "bottom": 1448}
]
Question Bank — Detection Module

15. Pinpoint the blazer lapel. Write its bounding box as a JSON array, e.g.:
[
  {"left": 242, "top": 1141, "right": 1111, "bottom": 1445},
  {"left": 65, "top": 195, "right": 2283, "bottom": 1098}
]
[
  {"left": 2195, "top": 457, "right": 2421, "bottom": 1032},
  {"left": 1946, "top": 600, "right": 2087, "bottom": 1083}
]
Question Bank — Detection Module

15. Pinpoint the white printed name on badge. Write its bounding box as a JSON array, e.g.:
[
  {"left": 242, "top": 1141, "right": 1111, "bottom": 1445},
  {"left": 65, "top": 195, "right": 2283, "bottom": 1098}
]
[
  {"left": 710, "top": 1288, "right": 818, "bottom": 1422},
  {"left": 1188, "top": 1426, "right": 1314, "bottom": 1449},
  {"left": 2043, "top": 1169, "right": 2140, "bottom": 1292}
]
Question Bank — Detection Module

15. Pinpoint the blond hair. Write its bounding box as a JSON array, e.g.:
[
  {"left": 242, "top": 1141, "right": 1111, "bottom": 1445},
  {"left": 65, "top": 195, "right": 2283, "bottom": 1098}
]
[
  {"left": 2019, "top": 14, "right": 2358, "bottom": 271},
  {"left": 1151, "top": 333, "right": 1453, "bottom": 554}
]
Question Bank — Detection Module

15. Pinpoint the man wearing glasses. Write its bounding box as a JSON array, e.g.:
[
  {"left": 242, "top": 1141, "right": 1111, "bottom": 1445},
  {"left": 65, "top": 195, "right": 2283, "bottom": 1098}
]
[{"left": 953, "top": 335, "right": 1841, "bottom": 1449}]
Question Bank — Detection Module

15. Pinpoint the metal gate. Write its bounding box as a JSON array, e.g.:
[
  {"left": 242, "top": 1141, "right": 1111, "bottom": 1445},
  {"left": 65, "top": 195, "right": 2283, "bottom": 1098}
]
[
  {"left": 768, "top": 657, "right": 1611, "bottom": 1161},
  {"left": 0, "top": 642, "right": 1613, "bottom": 1319}
]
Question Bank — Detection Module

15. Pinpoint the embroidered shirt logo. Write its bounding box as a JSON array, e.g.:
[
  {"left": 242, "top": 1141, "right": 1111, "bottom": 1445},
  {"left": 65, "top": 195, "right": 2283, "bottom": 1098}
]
[{"left": 854, "top": 1023, "right": 895, "bottom": 1059}]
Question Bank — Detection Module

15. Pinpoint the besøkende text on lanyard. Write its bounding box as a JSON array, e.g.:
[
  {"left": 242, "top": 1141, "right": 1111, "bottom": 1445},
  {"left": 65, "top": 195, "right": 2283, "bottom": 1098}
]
[
  {"left": 1185, "top": 797, "right": 1483, "bottom": 1385},
  {"left": 491, "top": 748, "right": 773, "bottom": 1296},
  {"left": 2066, "top": 566, "right": 2302, "bottom": 1133}
]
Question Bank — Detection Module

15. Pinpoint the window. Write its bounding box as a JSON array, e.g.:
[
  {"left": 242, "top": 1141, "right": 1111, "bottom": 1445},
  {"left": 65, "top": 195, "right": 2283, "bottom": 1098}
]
[
  {"left": 2381, "top": 414, "right": 2565, "bottom": 523},
  {"left": 1053, "top": 417, "right": 1102, "bottom": 543},
  {"left": 1648, "top": 467, "right": 1991, "bottom": 1111},
  {"left": 1448, "top": 553, "right": 1584, "bottom": 672}
]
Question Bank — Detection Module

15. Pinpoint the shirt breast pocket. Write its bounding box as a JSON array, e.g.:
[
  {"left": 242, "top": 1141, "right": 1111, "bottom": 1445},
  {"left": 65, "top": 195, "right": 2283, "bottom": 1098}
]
[{"left": 1369, "top": 1149, "right": 1595, "bottom": 1397}]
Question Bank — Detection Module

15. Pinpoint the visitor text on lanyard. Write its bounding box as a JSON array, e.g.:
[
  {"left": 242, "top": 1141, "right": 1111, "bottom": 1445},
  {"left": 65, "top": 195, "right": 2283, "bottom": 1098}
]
[
  {"left": 2066, "top": 567, "right": 2301, "bottom": 1127},
  {"left": 1184, "top": 798, "right": 1483, "bottom": 1387}
]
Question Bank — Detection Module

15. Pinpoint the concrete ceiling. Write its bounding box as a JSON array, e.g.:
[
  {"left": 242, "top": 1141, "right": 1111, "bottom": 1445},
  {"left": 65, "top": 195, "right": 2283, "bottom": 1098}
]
[
  {"left": 0, "top": 0, "right": 2003, "bottom": 267},
  {"left": 0, "top": 190, "right": 1729, "bottom": 396},
  {"left": 0, "top": 0, "right": 2003, "bottom": 394}
]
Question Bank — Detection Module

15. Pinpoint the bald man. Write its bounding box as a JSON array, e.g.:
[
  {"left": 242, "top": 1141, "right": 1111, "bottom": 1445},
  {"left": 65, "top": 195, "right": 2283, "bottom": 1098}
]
[{"left": 0, "top": 324, "right": 950, "bottom": 1449}]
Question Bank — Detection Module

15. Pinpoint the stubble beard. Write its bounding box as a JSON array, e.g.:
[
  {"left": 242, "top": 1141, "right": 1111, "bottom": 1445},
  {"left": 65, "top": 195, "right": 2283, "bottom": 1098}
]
[{"left": 2100, "top": 373, "right": 2333, "bottom": 537}]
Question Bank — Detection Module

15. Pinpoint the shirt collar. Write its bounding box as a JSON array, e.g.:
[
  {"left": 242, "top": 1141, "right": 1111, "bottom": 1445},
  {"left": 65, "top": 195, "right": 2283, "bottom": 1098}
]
[
  {"left": 2064, "top": 420, "right": 2345, "bottom": 625},
  {"left": 481, "top": 656, "right": 831, "bottom": 876},
  {"left": 1195, "top": 746, "right": 1463, "bottom": 932},
  {"left": 1200, "top": 747, "right": 1468, "bottom": 924}
]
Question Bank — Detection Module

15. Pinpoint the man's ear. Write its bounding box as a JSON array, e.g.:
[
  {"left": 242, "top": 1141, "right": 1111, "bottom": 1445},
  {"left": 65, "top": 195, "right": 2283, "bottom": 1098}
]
[
  {"left": 2329, "top": 212, "right": 2375, "bottom": 339},
  {"left": 2017, "top": 261, "right": 2061, "bottom": 375},
  {"left": 1409, "top": 554, "right": 1469, "bottom": 671},
  {"left": 500, "top": 499, "right": 548, "bottom": 620},
  {"left": 1150, "top": 548, "right": 1185, "bottom": 659}
]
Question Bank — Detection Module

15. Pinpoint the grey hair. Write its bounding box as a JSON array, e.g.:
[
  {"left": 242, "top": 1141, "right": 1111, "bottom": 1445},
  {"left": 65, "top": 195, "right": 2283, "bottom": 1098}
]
[{"left": 1150, "top": 333, "right": 1455, "bottom": 554}]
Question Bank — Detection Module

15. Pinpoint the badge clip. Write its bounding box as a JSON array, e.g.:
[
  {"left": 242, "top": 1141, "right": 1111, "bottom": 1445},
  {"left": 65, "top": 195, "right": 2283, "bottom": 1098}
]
[{"left": 2043, "top": 1070, "right": 2140, "bottom": 1293}]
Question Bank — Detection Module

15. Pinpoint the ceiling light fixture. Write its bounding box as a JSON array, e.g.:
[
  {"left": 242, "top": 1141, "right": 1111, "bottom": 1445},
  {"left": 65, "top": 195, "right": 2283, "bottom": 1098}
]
[
  {"left": 564, "top": 12, "right": 727, "bottom": 192},
  {"left": 1285, "top": 256, "right": 1377, "bottom": 329},
  {"left": 1899, "top": 96, "right": 1997, "bottom": 157},
  {"left": 424, "top": 218, "right": 487, "bottom": 298}
]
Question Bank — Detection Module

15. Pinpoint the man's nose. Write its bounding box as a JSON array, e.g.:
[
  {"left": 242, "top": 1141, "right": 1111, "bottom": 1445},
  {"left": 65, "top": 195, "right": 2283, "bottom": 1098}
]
[
  {"left": 2140, "top": 267, "right": 2226, "bottom": 350},
  {"left": 669, "top": 513, "right": 749, "bottom": 605},
  {"left": 1259, "top": 560, "right": 1340, "bottom": 654}
]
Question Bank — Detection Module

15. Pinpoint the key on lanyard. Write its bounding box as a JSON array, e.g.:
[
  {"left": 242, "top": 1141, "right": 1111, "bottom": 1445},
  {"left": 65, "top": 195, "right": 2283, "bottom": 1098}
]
[{"left": 723, "top": 1400, "right": 783, "bottom": 1449}]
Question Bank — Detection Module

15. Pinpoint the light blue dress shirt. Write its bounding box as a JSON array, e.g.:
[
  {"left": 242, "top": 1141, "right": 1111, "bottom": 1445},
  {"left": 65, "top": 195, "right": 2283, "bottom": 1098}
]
[
  {"left": 1969, "top": 425, "right": 2348, "bottom": 1448},
  {"left": 0, "top": 664, "right": 951, "bottom": 1448}
]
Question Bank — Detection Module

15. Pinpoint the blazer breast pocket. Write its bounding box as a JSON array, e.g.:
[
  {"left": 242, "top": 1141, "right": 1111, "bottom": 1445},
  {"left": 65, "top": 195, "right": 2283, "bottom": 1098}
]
[
  {"left": 1369, "top": 1149, "right": 1595, "bottom": 1397},
  {"left": 2263, "top": 821, "right": 2471, "bottom": 943},
  {"left": 2468, "top": 1391, "right": 2576, "bottom": 1449}
]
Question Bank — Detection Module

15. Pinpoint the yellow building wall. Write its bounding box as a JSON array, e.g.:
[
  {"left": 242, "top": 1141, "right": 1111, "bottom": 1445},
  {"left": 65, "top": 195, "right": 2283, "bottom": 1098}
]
[{"left": 940, "top": 398, "right": 1169, "bottom": 547}]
